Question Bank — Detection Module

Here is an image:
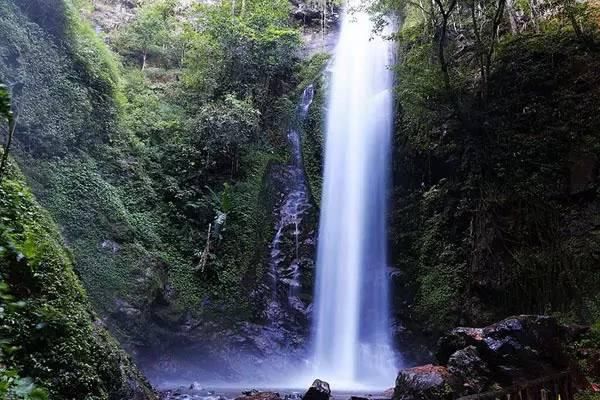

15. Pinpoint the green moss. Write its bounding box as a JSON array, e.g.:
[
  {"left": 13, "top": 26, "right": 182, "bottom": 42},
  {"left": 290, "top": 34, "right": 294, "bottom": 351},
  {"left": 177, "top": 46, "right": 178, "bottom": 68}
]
[
  {"left": 298, "top": 53, "right": 330, "bottom": 205},
  {"left": 0, "top": 163, "right": 156, "bottom": 400},
  {"left": 63, "top": 0, "right": 123, "bottom": 102},
  {"left": 20, "top": 157, "right": 156, "bottom": 306},
  {"left": 0, "top": 0, "right": 119, "bottom": 155},
  {"left": 295, "top": 52, "right": 330, "bottom": 96}
]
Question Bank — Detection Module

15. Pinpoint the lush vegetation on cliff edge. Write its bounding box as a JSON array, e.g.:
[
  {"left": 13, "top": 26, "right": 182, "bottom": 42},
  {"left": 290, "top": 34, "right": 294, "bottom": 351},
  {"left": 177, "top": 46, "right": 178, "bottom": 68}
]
[
  {"left": 0, "top": 160, "right": 156, "bottom": 398},
  {"left": 4, "top": 0, "right": 600, "bottom": 386},
  {"left": 0, "top": 0, "right": 327, "bottom": 378},
  {"left": 376, "top": 0, "right": 600, "bottom": 357}
]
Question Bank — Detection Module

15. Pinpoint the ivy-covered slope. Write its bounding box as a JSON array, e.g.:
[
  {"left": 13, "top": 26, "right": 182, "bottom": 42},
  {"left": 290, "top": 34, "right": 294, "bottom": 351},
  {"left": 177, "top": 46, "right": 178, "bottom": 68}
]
[
  {"left": 0, "top": 0, "right": 325, "bottom": 382},
  {"left": 0, "top": 163, "right": 156, "bottom": 399},
  {"left": 0, "top": 0, "right": 174, "bottom": 359}
]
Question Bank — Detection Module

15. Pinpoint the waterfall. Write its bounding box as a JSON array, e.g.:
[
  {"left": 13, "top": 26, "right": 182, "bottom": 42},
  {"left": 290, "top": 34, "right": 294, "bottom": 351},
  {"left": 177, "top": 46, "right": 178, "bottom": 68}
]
[
  {"left": 266, "top": 85, "right": 315, "bottom": 328},
  {"left": 312, "top": 8, "right": 398, "bottom": 388}
]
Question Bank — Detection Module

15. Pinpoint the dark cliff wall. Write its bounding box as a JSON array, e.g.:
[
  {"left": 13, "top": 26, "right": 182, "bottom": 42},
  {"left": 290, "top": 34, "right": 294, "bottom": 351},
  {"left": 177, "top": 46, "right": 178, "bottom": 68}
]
[{"left": 390, "top": 30, "right": 600, "bottom": 361}]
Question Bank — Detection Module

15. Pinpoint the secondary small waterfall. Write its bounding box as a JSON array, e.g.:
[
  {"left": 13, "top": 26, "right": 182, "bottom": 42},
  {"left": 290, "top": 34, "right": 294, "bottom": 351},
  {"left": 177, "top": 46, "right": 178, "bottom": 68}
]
[
  {"left": 312, "top": 8, "right": 398, "bottom": 388},
  {"left": 266, "top": 86, "right": 315, "bottom": 328}
]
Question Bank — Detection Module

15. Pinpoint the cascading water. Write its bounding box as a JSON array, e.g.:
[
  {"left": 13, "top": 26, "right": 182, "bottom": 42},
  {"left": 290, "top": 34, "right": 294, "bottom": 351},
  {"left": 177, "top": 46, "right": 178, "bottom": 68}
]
[
  {"left": 312, "top": 7, "right": 398, "bottom": 388},
  {"left": 266, "top": 85, "right": 315, "bottom": 327}
]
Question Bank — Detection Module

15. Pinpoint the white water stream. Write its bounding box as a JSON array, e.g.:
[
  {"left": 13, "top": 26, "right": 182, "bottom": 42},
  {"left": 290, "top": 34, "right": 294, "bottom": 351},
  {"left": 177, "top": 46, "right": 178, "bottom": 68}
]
[{"left": 312, "top": 6, "right": 398, "bottom": 389}]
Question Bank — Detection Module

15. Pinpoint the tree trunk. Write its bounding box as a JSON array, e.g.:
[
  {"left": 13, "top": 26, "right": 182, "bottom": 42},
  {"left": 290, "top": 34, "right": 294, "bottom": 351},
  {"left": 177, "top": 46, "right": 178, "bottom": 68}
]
[
  {"left": 0, "top": 115, "right": 17, "bottom": 184},
  {"left": 483, "top": 0, "right": 506, "bottom": 101},
  {"left": 529, "top": 0, "right": 540, "bottom": 32},
  {"left": 435, "top": 0, "right": 456, "bottom": 95},
  {"left": 505, "top": 0, "right": 519, "bottom": 33},
  {"left": 565, "top": 1, "right": 584, "bottom": 41},
  {"left": 470, "top": 0, "right": 486, "bottom": 99}
]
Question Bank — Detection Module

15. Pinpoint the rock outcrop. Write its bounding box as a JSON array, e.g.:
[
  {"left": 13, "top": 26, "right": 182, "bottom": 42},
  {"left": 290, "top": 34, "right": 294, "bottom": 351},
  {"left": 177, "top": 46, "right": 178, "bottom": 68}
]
[
  {"left": 290, "top": 0, "right": 341, "bottom": 56},
  {"left": 302, "top": 379, "right": 331, "bottom": 400},
  {"left": 436, "top": 315, "right": 571, "bottom": 382},
  {"left": 394, "top": 365, "right": 458, "bottom": 400},
  {"left": 393, "top": 315, "right": 589, "bottom": 400},
  {"left": 236, "top": 392, "right": 282, "bottom": 400}
]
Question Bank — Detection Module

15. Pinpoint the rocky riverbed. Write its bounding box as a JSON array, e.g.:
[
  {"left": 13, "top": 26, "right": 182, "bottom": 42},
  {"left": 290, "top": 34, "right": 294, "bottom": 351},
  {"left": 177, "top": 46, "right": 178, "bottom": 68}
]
[
  {"left": 159, "top": 380, "right": 393, "bottom": 400},
  {"left": 160, "top": 315, "right": 595, "bottom": 400}
]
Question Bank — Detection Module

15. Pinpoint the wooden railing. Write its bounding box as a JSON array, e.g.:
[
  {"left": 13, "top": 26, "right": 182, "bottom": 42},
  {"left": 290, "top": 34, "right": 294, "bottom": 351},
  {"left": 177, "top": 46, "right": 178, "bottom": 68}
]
[{"left": 457, "top": 371, "right": 575, "bottom": 400}]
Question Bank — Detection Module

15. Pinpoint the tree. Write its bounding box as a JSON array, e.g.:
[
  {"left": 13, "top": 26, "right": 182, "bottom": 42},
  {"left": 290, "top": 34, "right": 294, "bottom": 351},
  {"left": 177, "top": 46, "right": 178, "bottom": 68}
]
[
  {"left": 183, "top": 0, "right": 300, "bottom": 108},
  {"left": 553, "top": 0, "right": 598, "bottom": 43},
  {"left": 0, "top": 84, "right": 16, "bottom": 184},
  {"left": 188, "top": 94, "right": 260, "bottom": 177},
  {"left": 469, "top": 0, "right": 506, "bottom": 102},
  {"left": 114, "top": 0, "right": 177, "bottom": 70},
  {"left": 194, "top": 183, "right": 234, "bottom": 273},
  {"left": 432, "top": 0, "right": 458, "bottom": 96}
]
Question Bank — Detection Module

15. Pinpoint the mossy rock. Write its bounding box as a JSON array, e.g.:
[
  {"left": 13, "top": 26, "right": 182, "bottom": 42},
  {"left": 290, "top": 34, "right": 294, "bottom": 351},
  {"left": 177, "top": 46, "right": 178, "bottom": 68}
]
[{"left": 0, "top": 163, "right": 157, "bottom": 400}]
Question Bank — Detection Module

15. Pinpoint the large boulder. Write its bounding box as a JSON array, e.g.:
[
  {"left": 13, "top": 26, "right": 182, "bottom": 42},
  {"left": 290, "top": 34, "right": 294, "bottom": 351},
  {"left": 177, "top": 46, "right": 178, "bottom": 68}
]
[
  {"left": 437, "top": 315, "right": 568, "bottom": 383},
  {"left": 395, "top": 315, "right": 589, "bottom": 400},
  {"left": 303, "top": 379, "right": 331, "bottom": 400},
  {"left": 436, "top": 327, "right": 484, "bottom": 364},
  {"left": 447, "top": 346, "right": 492, "bottom": 394},
  {"left": 393, "top": 365, "right": 459, "bottom": 400}
]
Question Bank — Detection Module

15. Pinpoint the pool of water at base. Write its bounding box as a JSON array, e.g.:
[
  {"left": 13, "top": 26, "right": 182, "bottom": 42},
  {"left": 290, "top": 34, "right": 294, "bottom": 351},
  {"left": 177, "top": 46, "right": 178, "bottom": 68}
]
[{"left": 159, "top": 386, "right": 392, "bottom": 400}]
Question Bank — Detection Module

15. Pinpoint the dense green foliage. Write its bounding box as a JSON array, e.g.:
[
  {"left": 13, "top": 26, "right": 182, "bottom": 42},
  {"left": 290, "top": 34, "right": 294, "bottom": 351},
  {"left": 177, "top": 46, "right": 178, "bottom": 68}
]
[
  {"left": 5, "top": 0, "right": 600, "bottom": 387},
  {"left": 0, "top": 0, "right": 120, "bottom": 155},
  {"left": 0, "top": 85, "right": 10, "bottom": 120},
  {"left": 0, "top": 81, "right": 47, "bottom": 400},
  {"left": 378, "top": 0, "right": 600, "bottom": 343},
  {"left": 0, "top": 0, "right": 324, "bottom": 379},
  {"left": 103, "top": 0, "right": 306, "bottom": 325},
  {"left": 0, "top": 163, "right": 156, "bottom": 399},
  {"left": 298, "top": 53, "right": 330, "bottom": 205}
]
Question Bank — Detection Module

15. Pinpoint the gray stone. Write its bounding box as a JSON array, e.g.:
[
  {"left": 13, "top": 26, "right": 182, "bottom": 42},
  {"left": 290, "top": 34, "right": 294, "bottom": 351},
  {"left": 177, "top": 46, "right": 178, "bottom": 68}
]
[
  {"left": 393, "top": 365, "right": 458, "bottom": 400},
  {"left": 302, "top": 379, "right": 331, "bottom": 400}
]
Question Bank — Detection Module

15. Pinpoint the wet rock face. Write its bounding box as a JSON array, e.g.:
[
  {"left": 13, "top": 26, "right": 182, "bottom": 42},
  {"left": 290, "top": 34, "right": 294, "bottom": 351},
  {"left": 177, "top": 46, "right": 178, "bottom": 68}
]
[
  {"left": 290, "top": 0, "right": 340, "bottom": 28},
  {"left": 260, "top": 163, "right": 317, "bottom": 334},
  {"left": 290, "top": 0, "right": 341, "bottom": 56},
  {"left": 302, "top": 379, "right": 331, "bottom": 400},
  {"left": 250, "top": 86, "right": 318, "bottom": 353},
  {"left": 394, "top": 315, "right": 587, "bottom": 400},
  {"left": 393, "top": 365, "right": 457, "bottom": 400},
  {"left": 89, "top": 0, "right": 137, "bottom": 33}
]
